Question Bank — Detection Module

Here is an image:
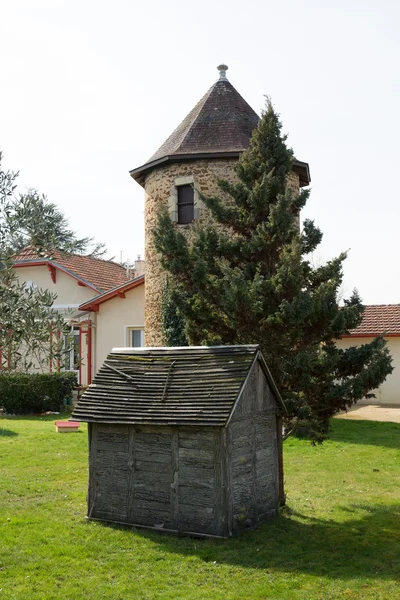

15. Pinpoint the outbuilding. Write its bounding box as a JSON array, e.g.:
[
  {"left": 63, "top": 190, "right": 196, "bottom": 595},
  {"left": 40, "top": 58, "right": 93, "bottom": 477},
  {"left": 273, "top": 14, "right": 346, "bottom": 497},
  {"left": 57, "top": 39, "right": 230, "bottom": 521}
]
[{"left": 72, "top": 345, "right": 286, "bottom": 537}]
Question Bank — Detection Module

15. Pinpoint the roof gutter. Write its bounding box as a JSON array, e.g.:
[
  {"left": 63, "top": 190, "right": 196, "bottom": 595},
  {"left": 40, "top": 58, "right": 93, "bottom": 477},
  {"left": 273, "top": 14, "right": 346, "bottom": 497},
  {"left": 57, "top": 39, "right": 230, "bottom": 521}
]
[
  {"left": 130, "top": 153, "right": 311, "bottom": 188},
  {"left": 79, "top": 275, "right": 144, "bottom": 312},
  {"left": 13, "top": 259, "right": 102, "bottom": 293}
]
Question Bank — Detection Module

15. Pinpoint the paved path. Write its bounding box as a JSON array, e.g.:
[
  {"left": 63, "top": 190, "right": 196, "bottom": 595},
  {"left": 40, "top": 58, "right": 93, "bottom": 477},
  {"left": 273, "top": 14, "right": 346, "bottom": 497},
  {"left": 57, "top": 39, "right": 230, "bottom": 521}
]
[{"left": 336, "top": 404, "right": 400, "bottom": 424}]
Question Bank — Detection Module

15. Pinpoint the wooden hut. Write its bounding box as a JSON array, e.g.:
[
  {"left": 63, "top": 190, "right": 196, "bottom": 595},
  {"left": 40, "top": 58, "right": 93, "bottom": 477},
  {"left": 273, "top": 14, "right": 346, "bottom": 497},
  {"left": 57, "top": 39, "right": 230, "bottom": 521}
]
[{"left": 71, "top": 345, "right": 286, "bottom": 538}]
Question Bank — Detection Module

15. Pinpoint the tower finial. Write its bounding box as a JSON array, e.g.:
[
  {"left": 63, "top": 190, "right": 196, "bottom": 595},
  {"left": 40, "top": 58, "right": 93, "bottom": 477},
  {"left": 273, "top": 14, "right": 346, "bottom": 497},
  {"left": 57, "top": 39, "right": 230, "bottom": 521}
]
[{"left": 217, "top": 64, "right": 228, "bottom": 81}]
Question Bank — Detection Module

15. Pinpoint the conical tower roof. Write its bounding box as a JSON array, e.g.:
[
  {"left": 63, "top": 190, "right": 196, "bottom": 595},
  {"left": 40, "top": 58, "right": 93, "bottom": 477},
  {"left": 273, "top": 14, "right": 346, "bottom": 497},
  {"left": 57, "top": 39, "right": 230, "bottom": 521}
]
[{"left": 130, "top": 65, "right": 310, "bottom": 186}]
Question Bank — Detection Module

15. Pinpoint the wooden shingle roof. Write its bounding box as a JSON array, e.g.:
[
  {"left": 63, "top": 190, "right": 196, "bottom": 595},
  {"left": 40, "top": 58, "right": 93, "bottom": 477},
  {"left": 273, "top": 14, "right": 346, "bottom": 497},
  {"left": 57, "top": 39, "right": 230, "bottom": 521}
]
[{"left": 71, "top": 345, "right": 283, "bottom": 426}]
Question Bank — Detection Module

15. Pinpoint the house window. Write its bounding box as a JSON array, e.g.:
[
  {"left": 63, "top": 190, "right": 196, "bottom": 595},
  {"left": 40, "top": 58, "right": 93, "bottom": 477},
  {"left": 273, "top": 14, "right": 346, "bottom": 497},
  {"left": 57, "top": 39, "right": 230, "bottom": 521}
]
[
  {"left": 177, "top": 184, "right": 194, "bottom": 224},
  {"left": 126, "top": 327, "right": 145, "bottom": 347},
  {"left": 62, "top": 326, "right": 80, "bottom": 379}
]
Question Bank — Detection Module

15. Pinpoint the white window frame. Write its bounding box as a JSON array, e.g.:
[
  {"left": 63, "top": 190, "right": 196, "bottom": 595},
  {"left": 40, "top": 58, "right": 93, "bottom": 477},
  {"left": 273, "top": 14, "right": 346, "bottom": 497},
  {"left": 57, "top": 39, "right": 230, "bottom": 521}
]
[
  {"left": 168, "top": 175, "right": 204, "bottom": 223},
  {"left": 125, "top": 326, "right": 145, "bottom": 348},
  {"left": 62, "top": 325, "right": 80, "bottom": 382}
]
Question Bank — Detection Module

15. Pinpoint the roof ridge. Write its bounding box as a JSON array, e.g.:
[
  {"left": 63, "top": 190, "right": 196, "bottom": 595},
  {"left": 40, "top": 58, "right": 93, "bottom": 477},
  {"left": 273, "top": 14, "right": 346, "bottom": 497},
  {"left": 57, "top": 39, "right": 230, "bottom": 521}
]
[
  {"left": 364, "top": 304, "right": 400, "bottom": 308},
  {"left": 15, "top": 245, "right": 125, "bottom": 268}
]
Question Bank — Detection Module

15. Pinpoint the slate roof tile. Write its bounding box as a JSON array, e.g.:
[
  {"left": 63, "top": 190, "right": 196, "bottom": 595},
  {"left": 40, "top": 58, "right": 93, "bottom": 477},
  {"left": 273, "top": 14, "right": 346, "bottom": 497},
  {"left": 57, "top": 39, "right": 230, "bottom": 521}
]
[
  {"left": 148, "top": 79, "right": 259, "bottom": 162},
  {"left": 130, "top": 70, "right": 310, "bottom": 187}
]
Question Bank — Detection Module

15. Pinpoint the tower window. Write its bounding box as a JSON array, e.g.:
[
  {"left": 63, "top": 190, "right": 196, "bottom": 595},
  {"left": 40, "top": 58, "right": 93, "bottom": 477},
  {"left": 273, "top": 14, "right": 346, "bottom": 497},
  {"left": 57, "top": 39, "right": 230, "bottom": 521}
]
[{"left": 177, "top": 184, "right": 194, "bottom": 224}]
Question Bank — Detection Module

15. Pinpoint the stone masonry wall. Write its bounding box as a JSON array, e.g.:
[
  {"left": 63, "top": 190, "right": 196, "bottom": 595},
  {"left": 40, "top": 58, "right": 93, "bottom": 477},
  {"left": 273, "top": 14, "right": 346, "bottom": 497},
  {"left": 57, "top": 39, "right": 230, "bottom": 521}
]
[
  {"left": 144, "top": 159, "right": 300, "bottom": 347},
  {"left": 144, "top": 159, "right": 238, "bottom": 347}
]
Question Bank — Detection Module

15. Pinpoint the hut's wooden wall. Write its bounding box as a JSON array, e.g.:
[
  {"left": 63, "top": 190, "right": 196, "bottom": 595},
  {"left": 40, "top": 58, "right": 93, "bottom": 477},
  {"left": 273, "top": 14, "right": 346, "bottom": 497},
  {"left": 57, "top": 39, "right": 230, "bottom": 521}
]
[
  {"left": 88, "top": 423, "right": 130, "bottom": 522},
  {"left": 88, "top": 423, "right": 227, "bottom": 536},
  {"left": 226, "top": 360, "right": 279, "bottom": 534}
]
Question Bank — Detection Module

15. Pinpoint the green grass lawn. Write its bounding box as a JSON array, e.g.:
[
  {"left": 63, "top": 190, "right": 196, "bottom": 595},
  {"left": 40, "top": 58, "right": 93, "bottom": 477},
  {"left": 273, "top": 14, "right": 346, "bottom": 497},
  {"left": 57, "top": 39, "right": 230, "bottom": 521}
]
[{"left": 0, "top": 415, "right": 399, "bottom": 600}]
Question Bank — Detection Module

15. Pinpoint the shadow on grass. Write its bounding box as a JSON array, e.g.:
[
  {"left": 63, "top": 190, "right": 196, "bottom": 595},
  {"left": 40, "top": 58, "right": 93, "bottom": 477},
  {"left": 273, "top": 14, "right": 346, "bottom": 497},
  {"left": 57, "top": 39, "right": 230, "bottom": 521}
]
[
  {"left": 3, "top": 412, "right": 72, "bottom": 422},
  {"left": 100, "top": 503, "right": 400, "bottom": 580},
  {"left": 329, "top": 419, "right": 400, "bottom": 450},
  {"left": 0, "top": 427, "right": 18, "bottom": 437}
]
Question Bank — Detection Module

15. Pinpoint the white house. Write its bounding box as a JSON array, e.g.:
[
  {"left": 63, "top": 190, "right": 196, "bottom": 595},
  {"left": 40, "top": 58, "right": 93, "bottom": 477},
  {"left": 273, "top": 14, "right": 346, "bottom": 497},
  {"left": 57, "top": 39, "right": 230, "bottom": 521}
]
[
  {"left": 13, "top": 246, "right": 145, "bottom": 386},
  {"left": 337, "top": 305, "right": 400, "bottom": 406}
]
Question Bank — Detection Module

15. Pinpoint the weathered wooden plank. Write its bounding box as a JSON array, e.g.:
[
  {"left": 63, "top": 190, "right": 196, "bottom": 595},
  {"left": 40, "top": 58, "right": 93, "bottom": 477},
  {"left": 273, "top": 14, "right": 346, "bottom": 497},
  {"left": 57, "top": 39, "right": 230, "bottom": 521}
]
[
  {"left": 250, "top": 415, "right": 258, "bottom": 525},
  {"left": 73, "top": 412, "right": 228, "bottom": 426},
  {"left": 231, "top": 464, "right": 252, "bottom": 480},
  {"left": 84, "top": 390, "right": 239, "bottom": 401},
  {"left": 135, "top": 437, "right": 172, "bottom": 453},
  {"left": 92, "top": 509, "right": 128, "bottom": 522},
  {"left": 178, "top": 448, "right": 214, "bottom": 467},
  {"left": 96, "top": 443, "right": 129, "bottom": 454},
  {"left": 171, "top": 430, "right": 179, "bottom": 529},
  {"left": 95, "top": 485, "right": 128, "bottom": 519},
  {"left": 134, "top": 460, "right": 174, "bottom": 474},
  {"left": 178, "top": 505, "right": 214, "bottom": 522},
  {"left": 96, "top": 451, "right": 129, "bottom": 465},
  {"left": 134, "top": 470, "right": 171, "bottom": 485},
  {"left": 127, "top": 427, "right": 135, "bottom": 522},
  {"left": 130, "top": 508, "right": 171, "bottom": 526},
  {"left": 135, "top": 425, "right": 174, "bottom": 435},
  {"left": 178, "top": 447, "right": 214, "bottom": 459},
  {"left": 178, "top": 433, "right": 215, "bottom": 450},
  {"left": 134, "top": 451, "right": 172, "bottom": 465},
  {"left": 221, "top": 427, "right": 231, "bottom": 537},
  {"left": 212, "top": 429, "right": 223, "bottom": 529},
  {"left": 97, "top": 443, "right": 129, "bottom": 455},
  {"left": 96, "top": 486, "right": 129, "bottom": 502},
  {"left": 97, "top": 425, "right": 130, "bottom": 437},
  {"left": 178, "top": 486, "right": 213, "bottom": 507},
  {"left": 134, "top": 486, "right": 170, "bottom": 504},
  {"left": 87, "top": 423, "right": 97, "bottom": 519},
  {"left": 131, "top": 499, "right": 172, "bottom": 512},
  {"left": 276, "top": 415, "right": 285, "bottom": 505},
  {"left": 255, "top": 447, "right": 273, "bottom": 464},
  {"left": 230, "top": 447, "right": 252, "bottom": 465},
  {"left": 229, "top": 419, "right": 253, "bottom": 439},
  {"left": 178, "top": 466, "right": 214, "bottom": 482}
]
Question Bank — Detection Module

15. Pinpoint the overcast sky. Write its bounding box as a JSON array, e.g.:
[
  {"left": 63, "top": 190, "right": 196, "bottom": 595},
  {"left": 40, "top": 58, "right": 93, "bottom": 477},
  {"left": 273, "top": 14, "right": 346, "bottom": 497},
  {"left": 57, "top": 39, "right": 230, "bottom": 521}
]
[{"left": 1, "top": 0, "right": 399, "bottom": 304}]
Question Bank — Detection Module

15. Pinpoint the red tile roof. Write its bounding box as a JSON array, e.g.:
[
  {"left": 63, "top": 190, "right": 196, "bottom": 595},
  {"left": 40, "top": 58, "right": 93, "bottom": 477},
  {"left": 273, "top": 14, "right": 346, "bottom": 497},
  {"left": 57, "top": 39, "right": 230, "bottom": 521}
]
[
  {"left": 13, "top": 247, "right": 129, "bottom": 293},
  {"left": 344, "top": 305, "right": 400, "bottom": 337}
]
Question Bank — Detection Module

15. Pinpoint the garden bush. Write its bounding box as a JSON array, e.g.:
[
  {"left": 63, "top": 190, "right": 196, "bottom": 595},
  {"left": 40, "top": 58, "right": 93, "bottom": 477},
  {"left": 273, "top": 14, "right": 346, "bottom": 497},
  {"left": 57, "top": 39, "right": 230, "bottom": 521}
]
[{"left": 0, "top": 372, "right": 77, "bottom": 414}]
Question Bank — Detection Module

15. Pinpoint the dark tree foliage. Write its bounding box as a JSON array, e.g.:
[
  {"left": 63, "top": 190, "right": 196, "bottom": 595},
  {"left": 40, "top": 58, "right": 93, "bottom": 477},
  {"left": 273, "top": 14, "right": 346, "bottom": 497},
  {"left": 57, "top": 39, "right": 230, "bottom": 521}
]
[
  {"left": 3, "top": 189, "right": 106, "bottom": 258},
  {"left": 161, "top": 281, "right": 189, "bottom": 347},
  {"left": 153, "top": 100, "right": 393, "bottom": 442},
  {"left": 0, "top": 156, "right": 106, "bottom": 258}
]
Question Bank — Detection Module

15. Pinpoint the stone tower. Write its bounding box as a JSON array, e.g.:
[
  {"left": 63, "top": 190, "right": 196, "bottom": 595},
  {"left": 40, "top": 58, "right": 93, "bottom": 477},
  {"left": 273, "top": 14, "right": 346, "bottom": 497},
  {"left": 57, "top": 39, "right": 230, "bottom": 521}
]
[{"left": 130, "top": 65, "right": 310, "bottom": 347}]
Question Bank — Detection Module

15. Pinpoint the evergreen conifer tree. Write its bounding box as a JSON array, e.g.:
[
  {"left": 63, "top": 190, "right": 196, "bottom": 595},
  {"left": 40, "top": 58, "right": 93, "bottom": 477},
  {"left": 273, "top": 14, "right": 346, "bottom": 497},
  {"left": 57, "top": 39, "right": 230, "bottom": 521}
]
[
  {"left": 154, "top": 100, "right": 392, "bottom": 442},
  {"left": 161, "top": 281, "right": 188, "bottom": 347}
]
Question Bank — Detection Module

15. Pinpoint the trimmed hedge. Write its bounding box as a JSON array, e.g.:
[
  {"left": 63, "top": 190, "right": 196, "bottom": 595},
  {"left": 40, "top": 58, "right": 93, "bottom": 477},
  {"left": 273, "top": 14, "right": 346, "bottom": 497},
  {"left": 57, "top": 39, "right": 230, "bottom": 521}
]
[{"left": 0, "top": 372, "right": 77, "bottom": 414}]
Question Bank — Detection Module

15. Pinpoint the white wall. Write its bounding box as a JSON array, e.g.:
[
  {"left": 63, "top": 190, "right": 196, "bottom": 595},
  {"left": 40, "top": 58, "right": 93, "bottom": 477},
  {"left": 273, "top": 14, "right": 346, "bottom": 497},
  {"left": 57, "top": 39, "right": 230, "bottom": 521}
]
[
  {"left": 94, "top": 284, "right": 145, "bottom": 373},
  {"left": 14, "top": 265, "right": 95, "bottom": 305},
  {"left": 336, "top": 336, "right": 400, "bottom": 406}
]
